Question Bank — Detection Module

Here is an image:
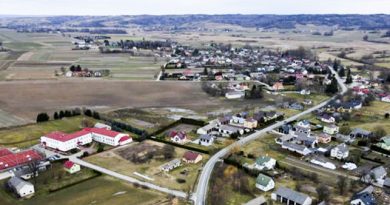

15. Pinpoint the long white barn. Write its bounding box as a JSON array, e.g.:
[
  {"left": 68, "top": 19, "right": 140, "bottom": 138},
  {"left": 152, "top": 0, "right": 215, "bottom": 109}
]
[{"left": 41, "top": 127, "right": 132, "bottom": 152}]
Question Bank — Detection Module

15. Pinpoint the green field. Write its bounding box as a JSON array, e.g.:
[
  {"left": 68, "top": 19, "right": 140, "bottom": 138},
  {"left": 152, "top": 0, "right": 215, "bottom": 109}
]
[
  {"left": 0, "top": 116, "right": 96, "bottom": 148},
  {"left": 0, "top": 176, "right": 166, "bottom": 205}
]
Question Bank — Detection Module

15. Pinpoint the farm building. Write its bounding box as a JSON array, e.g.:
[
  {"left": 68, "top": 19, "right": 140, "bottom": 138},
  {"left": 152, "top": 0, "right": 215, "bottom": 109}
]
[
  {"left": 0, "top": 149, "right": 44, "bottom": 171},
  {"left": 41, "top": 128, "right": 132, "bottom": 152},
  {"left": 8, "top": 177, "right": 35, "bottom": 198},
  {"left": 64, "top": 161, "right": 81, "bottom": 174},
  {"left": 182, "top": 151, "right": 202, "bottom": 164}
]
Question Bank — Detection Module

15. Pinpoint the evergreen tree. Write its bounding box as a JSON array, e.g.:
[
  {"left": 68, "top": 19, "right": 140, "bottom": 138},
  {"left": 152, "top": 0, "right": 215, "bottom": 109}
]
[
  {"left": 326, "top": 77, "right": 339, "bottom": 94},
  {"left": 59, "top": 110, "right": 65, "bottom": 119},
  {"left": 345, "top": 68, "right": 353, "bottom": 84},
  {"left": 36, "top": 113, "right": 50, "bottom": 123},
  {"left": 53, "top": 112, "right": 59, "bottom": 120},
  {"left": 338, "top": 66, "right": 345, "bottom": 77}
]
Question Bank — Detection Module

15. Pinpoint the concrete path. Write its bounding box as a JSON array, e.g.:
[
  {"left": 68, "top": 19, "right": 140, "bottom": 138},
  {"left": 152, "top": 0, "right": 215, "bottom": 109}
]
[{"left": 69, "top": 157, "right": 187, "bottom": 199}]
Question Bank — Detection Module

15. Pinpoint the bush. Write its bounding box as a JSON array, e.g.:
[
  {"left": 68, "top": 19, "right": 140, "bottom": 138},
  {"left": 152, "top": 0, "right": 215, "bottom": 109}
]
[{"left": 176, "top": 178, "right": 186, "bottom": 183}]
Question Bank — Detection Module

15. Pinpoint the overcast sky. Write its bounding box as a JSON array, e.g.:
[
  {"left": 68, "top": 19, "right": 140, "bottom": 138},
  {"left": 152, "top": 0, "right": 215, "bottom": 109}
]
[{"left": 0, "top": 0, "right": 389, "bottom": 16}]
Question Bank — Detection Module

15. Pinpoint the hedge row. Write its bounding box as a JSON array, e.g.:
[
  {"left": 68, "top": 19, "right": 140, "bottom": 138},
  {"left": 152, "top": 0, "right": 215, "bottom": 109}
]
[{"left": 150, "top": 137, "right": 209, "bottom": 155}]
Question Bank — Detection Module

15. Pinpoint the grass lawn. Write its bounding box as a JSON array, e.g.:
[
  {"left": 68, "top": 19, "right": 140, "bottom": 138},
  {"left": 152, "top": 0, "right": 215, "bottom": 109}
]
[
  {"left": 0, "top": 176, "right": 167, "bottom": 205},
  {"left": 0, "top": 116, "right": 96, "bottom": 148},
  {"left": 86, "top": 140, "right": 207, "bottom": 191}
]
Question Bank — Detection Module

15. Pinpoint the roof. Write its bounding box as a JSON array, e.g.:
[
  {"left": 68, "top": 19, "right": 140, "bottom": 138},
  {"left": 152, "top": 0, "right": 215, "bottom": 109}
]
[
  {"left": 85, "top": 128, "right": 123, "bottom": 138},
  {"left": 351, "top": 128, "right": 372, "bottom": 136},
  {"left": 256, "top": 174, "right": 272, "bottom": 186},
  {"left": 45, "top": 128, "right": 124, "bottom": 142},
  {"left": 282, "top": 142, "right": 308, "bottom": 152},
  {"left": 333, "top": 143, "right": 349, "bottom": 153},
  {"left": 244, "top": 196, "right": 266, "bottom": 205},
  {"left": 352, "top": 186, "right": 376, "bottom": 205},
  {"left": 8, "top": 177, "right": 33, "bottom": 190},
  {"left": 183, "top": 151, "right": 200, "bottom": 161},
  {"left": 0, "top": 150, "right": 43, "bottom": 170},
  {"left": 256, "top": 156, "right": 272, "bottom": 165},
  {"left": 273, "top": 187, "right": 311, "bottom": 204},
  {"left": 200, "top": 134, "right": 213, "bottom": 141},
  {"left": 169, "top": 131, "right": 187, "bottom": 140},
  {"left": 0, "top": 148, "right": 13, "bottom": 157},
  {"left": 119, "top": 136, "right": 131, "bottom": 142},
  {"left": 370, "top": 166, "right": 387, "bottom": 179},
  {"left": 45, "top": 130, "right": 90, "bottom": 142},
  {"left": 64, "top": 160, "right": 76, "bottom": 169}
]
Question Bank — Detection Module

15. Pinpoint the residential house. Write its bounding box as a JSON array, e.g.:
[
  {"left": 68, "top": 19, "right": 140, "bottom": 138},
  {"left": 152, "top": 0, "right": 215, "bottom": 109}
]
[
  {"left": 198, "top": 134, "right": 214, "bottom": 146},
  {"left": 182, "top": 151, "right": 202, "bottom": 164},
  {"left": 376, "top": 136, "right": 390, "bottom": 151},
  {"left": 281, "top": 142, "right": 312, "bottom": 156},
  {"left": 289, "top": 102, "right": 304, "bottom": 110},
  {"left": 256, "top": 174, "right": 275, "bottom": 192},
  {"left": 160, "top": 159, "right": 181, "bottom": 172},
  {"left": 317, "top": 133, "right": 332, "bottom": 144},
  {"left": 255, "top": 156, "right": 276, "bottom": 170},
  {"left": 350, "top": 186, "right": 376, "bottom": 205},
  {"left": 271, "top": 187, "right": 312, "bottom": 205},
  {"left": 169, "top": 131, "right": 188, "bottom": 144},
  {"left": 331, "top": 143, "right": 349, "bottom": 160},
  {"left": 244, "top": 196, "right": 266, "bottom": 205},
  {"left": 197, "top": 121, "right": 218, "bottom": 135},
  {"left": 230, "top": 115, "right": 246, "bottom": 126},
  {"left": 350, "top": 128, "right": 373, "bottom": 138},
  {"left": 296, "top": 135, "right": 317, "bottom": 148},
  {"left": 244, "top": 118, "right": 258, "bottom": 129},
  {"left": 323, "top": 124, "right": 339, "bottom": 135},
  {"left": 218, "top": 124, "right": 244, "bottom": 137},
  {"left": 94, "top": 122, "right": 111, "bottom": 130},
  {"left": 320, "top": 114, "right": 335, "bottom": 124},
  {"left": 279, "top": 124, "right": 293, "bottom": 134},
  {"left": 362, "top": 166, "right": 387, "bottom": 187},
  {"left": 64, "top": 161, "right": 81, "bottom": 174},
  {"left": 272, "top": 82, "right": 284, "bottom": 91},
  {"left": 8, "top": 177, "right": 34, "bottom": 198},
  {"left": 381, "top": 95, "right": 390, "bottom": 103}
]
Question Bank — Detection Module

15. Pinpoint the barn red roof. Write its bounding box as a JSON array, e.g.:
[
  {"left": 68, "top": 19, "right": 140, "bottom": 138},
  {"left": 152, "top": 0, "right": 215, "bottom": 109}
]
[
  {"left": 0, "top": 150, "right": 43, "bottom": 170},
  {"left": 64, "top": 160, "right": 75, "bottom": 169},
  {"left": 0, "top": 148, "right": 13, "bottom": 157},
  {"left": 45, "top": 130, "right": 91, "bottom": 142},
  {"left": 84, "top": 127, "right": 124, "bottom": 138},
  {"left": 183, "top": 151, "right": 200, "bottom": 161}
]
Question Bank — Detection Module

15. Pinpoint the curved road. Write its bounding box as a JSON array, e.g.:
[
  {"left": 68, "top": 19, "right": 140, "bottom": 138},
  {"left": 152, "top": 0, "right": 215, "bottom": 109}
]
[{"left": 193, "top": 66, "right": 347, "bottom": 204}]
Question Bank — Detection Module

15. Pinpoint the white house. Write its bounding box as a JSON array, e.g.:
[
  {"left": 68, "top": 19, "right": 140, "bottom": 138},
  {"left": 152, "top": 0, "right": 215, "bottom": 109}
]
[
  {"left": 225, "top": 91, "right": 245, "bottom": 99},
  {"left": 197, "top": 121, "right": 218, "bottom": 135},
  {"left": 87, "top": 128, "right": 132, "bottom": 146},
  {"left": 64, "top": 161, "right": 81, "bottom": 174},
  {"left": 331, "top": 143, "right": 349, "bottom": 160},
  {"left": 320, "top": 115, "right": 335, "bottom": 124},
  {"left": 255, "top": 156, "right": 276, "bottom": 170},
  {"left": 8, "top": 177, "right": 34, "bottom": 198},
  {"left": 218, "top": 125, "right": 244, "bottom": 137},
  {"left": 198, "top": 134, "right": 214, "bottom": 146},
  {"left": 41, "top": 128, "right": 131, "bottom": 152},
  {"left": 381, "top": 95, "right": 390, "bottom": 103},
  {"left": 169, "top": 131, "right": 188, "bottom": 144},
  {"left": 160, "top": 159, "right": 181, "bottom": 172},
  {"left": 256, "top": 174, "right": 275, "bottom": 192},
  {"left": 41, "top": 130, "right": 93, "bottom": 152},
  {"left": 94, "top": 122, "right": 111, "bottom": 130},
  {"left": 323, "top": 124, "right": 339, "bottom": 135}
]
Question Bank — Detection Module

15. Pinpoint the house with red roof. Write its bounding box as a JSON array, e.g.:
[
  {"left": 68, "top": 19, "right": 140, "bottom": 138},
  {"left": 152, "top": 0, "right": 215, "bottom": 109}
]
[
  {"left": 169, "top": 131, "right": 188, "bottom": 144},
  {"left": 0, "top": 149, "right": 43, "bottom": 171},
  {"left": 40, "top": 130, "right": 93, "bottom": 152},
  {"left": 182, "top": 151, "right": 202, "bottom": 164},
  {"left": 41, "top": 127, "right": 132, "bottom": 152},
  {"left": 64, "top": 160, "right": 80, "bottom": 174},
  {"left": 85, "top": 127, "right": 132, "bottom": 146}
]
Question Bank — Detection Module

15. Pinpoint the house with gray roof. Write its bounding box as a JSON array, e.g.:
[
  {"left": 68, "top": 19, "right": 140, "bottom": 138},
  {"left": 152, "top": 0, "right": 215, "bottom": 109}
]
[
  {"left": 281, "top": 142, "right": 312, "bottom": 156},
  {"left": 255, "top": 156, "right": 276, "bottom": 170},
  {"left": 331, "top": 143, "right": 349, "bottom": 160},
  {"left": 256, "top": 174, "right": 275, "bottom": 192},
  {"left": 362, "top": 166, "right": 387, "bottom": 187},
  {"left": 7, "top": 177, "right": 35, "bottom": 198},
  {"left": 217, "top": 124, "right": 244, "bottom": 137},
  {"left": 350, "top": 128, "right": 373, "bottom": 138},
  {"left": 198, "top": 134, "right": 214, "bottom": 146},
  {"left": 271, "top": 187, "right": 312, "bottom": 205},
  {"left": 160, "top": 159, "right": 181, "bottom": 172}
]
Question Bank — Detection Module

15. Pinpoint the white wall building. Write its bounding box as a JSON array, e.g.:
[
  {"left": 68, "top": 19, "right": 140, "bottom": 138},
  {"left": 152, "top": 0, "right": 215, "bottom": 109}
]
[{"left": 8, "top": 177, "right": 35, "bottom": 198}]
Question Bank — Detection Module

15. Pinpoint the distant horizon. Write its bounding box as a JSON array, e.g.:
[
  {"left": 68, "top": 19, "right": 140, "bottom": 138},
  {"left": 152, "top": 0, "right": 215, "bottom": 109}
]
[{"left": 0, "top": 0, "right": 389, "bottom": 16}]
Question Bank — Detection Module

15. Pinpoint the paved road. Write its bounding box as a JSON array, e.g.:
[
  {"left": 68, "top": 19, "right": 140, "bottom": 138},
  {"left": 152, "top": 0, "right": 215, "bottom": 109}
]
[
  {"left": 69, "top": 157, "right": 188, "bottom": 198},
  {"left": 193, "top": 66, "right": 347, "bottom": 204}
]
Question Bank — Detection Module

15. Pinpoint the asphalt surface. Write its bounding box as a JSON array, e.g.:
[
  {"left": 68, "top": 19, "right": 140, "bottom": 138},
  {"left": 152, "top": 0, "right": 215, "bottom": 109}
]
[{"left": 193, "top": 66, "right": 347, "bottom": 204}]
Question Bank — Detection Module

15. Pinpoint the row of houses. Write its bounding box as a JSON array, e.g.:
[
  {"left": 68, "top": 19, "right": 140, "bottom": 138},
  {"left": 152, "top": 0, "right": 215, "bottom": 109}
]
[{"left": 159, "top": 151, "right": 203, "bottom": 172}]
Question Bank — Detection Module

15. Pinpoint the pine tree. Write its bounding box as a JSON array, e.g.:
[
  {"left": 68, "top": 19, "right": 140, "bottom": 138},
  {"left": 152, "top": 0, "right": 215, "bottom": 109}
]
[
  {"left": 345, "top": 68, "right": 353, "bottom": 84},
  {"left": 326, "top": 77, "right": 339, "bottom": 94},
  {"left": 53, "top": 112, "right": 59, "bottom": 120}
]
